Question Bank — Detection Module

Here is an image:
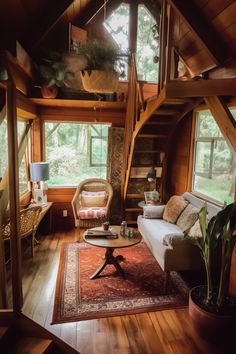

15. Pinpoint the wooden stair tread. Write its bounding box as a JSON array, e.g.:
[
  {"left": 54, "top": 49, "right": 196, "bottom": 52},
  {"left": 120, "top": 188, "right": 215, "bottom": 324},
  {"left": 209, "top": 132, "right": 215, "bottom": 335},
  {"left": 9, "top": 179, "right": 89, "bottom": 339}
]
[
  {"left": 146, "top": 121, "right": 172, "bottom": 125},
  {"left": 127, "top": 194, "right": 143, "bottom": 199},
  {"left": 0, "top": 327, "right": 8, "bottom": 339},
  {"left": 163, "top": 98, "right": 194, "bottom": 104},
  {"left": 125, "top": 208, "right": 142, "bottom": 212},
  {"left": 134, "top": 150, "right": 164, "bottom": 153},
  {"left": 14, "top": 337, "right": 52, "bottom": 354},
  {"left": 137, "top": 134, "right": 167, "bottom": 138},
  {"left": 153, "top": 109, "right": 179, "bottom": 115}
]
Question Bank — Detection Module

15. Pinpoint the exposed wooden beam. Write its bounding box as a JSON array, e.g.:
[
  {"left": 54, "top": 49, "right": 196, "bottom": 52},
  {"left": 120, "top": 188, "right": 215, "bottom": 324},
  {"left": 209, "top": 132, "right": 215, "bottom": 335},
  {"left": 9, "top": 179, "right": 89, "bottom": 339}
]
[
  {"left": 23, "top": 0, "right": 74, "bottom": 50},
  {"left": 129, "top": 1, "right": 138, "bottom": 53},
  {"left": 168, "top": 0, "right": 229, "bottom": 65},
  {"left": 166, "top": 79, "right": 236, "bottom": 98},
  {"left": 6, "top": 80, "right": 23, "bottom": 312},
  {"left": 74, "top": 0, "right": 124, "bottom": 28},
  {"left": 204, "top": 96, "right": 236, "bottom": 154}
]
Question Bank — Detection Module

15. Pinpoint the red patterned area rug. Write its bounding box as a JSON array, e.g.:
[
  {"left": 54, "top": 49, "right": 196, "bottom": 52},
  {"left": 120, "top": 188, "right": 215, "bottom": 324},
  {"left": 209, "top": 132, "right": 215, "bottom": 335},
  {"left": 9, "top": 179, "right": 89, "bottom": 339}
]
[{"left": 52, "top": 242, "right": 189, "bottom": 324}]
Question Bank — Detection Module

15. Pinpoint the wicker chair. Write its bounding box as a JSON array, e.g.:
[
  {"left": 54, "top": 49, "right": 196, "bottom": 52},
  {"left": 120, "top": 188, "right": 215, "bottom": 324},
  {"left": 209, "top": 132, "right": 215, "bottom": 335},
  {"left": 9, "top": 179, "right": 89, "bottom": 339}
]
[
  {"left": 71, "top": 178, "right": 113, "bottom": 228},
  {"left": 2, "top": 205, "right": 42, "bottom": 258}
]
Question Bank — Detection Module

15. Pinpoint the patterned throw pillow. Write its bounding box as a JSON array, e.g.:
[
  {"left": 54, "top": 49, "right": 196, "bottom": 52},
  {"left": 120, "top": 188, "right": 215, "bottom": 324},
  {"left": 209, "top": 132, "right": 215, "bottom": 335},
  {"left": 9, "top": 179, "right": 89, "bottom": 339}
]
[
  {"left": 176, "top": 204, "right": 200, "bottom": 232},
  {"left": 163, "top": 195, "right": 188, "bottom": 224},
  {"left": 80, "top": 191, "right": 107, "bottom": 207},
  {"left": 188, "top": 219, "right": 202, "bottom": 238}
]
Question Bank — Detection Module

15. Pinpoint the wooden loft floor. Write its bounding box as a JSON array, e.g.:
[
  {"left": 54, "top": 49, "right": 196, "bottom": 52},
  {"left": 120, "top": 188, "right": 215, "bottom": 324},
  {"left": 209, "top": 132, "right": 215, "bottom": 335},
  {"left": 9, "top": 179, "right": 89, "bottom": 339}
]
[{"left": 17, "top": 229, "right": 232, "bottom": 354}]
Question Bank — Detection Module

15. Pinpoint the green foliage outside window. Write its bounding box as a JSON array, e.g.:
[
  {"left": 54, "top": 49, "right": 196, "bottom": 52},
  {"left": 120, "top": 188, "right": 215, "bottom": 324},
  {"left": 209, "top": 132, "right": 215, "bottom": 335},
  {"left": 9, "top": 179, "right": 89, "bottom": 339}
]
[
  {"left": 45, "top": 122, "right": 110, "bottom": 186},
  {"left": 193, "top": 110, "right": 235, "bottom": 204},
  {"left": 104, "top": 3, "right": 159, "bottom": 82}
]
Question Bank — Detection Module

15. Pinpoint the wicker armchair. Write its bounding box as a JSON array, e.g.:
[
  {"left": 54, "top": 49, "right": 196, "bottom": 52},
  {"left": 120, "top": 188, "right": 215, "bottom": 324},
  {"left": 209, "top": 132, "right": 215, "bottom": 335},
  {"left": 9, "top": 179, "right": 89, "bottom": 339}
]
[
  {"left": 2, "top": 205, "right": 42, "bottom": 258},
  {"left": 71, "top": 178, "right": 113, "bottom": 228}
]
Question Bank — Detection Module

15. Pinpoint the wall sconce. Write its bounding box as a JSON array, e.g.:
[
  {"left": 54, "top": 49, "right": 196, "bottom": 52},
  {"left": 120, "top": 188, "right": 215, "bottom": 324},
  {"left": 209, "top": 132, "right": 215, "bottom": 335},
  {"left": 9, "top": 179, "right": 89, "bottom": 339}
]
[{"left": 30, "top": 162, "right": 49, "bottom": 205}]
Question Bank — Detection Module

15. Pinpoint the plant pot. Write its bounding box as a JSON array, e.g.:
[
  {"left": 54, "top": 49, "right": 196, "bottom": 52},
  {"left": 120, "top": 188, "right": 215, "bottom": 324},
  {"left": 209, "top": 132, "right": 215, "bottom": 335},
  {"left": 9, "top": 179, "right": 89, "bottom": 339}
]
[
  {"left": 80, "top": 70, "right": 119, "bottom": 93},
  {"left": 189, "top": 285, "right": 236, "bottom": 340},
  {"left": 41, "top": 85, "right": 58, "bottom": 99}
]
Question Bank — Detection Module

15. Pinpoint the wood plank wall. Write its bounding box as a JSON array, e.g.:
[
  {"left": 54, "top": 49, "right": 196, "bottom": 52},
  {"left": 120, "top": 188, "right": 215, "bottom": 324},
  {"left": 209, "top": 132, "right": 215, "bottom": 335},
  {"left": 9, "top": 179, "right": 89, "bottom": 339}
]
[
  {"left": 167, "top": 114, "right": 193, "bottom": 197},
  {"left": 173, "top": 0, "right": 236, "bottom": 77}
]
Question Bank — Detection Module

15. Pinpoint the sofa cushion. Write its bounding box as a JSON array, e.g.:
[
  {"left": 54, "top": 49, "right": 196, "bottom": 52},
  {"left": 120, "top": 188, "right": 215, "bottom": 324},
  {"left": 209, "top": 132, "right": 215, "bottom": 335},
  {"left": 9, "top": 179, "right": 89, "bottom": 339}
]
[
  {"left": 143, "top": 205, "right": 165, "bottom": 219},
  {"left": 138, "top": 216, "right": 183, "bottom": 246},
  {"left": 176, "top": 204, "right": 200, "bottom": 232},
  {"left": 163, "top": 196, "right": 188, "bottom": 224},
  {"left": 78, "top": 207, "right": 106, "bottom": 219}
]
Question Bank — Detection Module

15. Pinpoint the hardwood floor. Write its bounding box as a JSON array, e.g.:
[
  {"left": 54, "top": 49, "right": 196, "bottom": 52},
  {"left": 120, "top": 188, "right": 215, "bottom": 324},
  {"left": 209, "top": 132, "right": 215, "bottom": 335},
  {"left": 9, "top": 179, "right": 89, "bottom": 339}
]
[{"left": 13, "top": 228, "right": 232, "bottom": 354}]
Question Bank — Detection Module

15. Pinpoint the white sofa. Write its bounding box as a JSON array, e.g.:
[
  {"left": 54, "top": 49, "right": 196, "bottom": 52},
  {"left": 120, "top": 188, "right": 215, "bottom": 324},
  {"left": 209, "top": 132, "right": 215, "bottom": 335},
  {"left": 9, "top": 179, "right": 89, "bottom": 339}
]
[{"left": 137, "top": 192, "right": 222, "bottom": 291}]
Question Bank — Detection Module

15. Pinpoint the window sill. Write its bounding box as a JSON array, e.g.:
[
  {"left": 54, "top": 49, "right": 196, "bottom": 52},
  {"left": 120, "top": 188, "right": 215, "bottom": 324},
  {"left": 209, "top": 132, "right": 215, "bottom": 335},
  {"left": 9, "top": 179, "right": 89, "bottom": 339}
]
[{"left": 191, "top": 191, "right": 224, "bottom": 207}]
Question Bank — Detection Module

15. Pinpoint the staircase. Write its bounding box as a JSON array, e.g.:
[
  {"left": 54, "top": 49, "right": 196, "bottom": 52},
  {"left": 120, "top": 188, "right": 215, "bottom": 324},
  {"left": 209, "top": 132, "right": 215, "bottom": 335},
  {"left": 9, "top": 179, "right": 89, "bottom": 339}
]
[
  {"left": 0, "top": 311, "right": 79, "bottom": 354},
  {"left": 123, "top": 87, "right": 201, "bottom": 225}
]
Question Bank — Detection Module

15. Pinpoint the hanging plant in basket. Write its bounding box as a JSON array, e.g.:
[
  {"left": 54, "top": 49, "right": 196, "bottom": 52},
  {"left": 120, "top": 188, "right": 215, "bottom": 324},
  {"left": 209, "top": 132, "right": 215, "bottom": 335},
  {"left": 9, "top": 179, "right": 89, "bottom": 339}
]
[{"left": 75, "top": 39, "right": 125, "bottom": 93}]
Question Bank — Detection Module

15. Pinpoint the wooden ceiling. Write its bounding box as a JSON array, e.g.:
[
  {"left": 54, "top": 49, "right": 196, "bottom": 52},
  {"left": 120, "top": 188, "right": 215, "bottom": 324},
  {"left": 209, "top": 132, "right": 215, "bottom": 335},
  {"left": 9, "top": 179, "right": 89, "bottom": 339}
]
[{"left": 0, "top": 0, "right": 235, "bottom": 77}]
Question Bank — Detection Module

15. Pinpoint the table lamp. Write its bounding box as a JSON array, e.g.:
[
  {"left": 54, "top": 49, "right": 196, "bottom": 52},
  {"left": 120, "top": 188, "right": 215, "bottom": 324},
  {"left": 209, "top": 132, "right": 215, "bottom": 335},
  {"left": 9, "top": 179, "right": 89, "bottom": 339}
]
[{"left": 30, "top": 162, "right": 49, "bottom": 204}]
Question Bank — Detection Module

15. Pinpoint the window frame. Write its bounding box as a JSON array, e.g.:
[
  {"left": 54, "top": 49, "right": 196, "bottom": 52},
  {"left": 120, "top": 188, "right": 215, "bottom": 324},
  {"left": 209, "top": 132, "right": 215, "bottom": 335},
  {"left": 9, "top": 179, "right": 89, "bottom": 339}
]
[
  {"left": 43, "top": 121, "right": 110, "bottom": 187},
  {"left": 191, "top": 107, "right": 235, "bottom": 206}
]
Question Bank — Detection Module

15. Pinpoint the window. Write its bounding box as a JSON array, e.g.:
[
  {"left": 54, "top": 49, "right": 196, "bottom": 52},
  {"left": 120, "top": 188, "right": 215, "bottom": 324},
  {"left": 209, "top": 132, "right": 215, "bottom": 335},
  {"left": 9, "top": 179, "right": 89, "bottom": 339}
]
[
  {"left": 192, "top": 110, "right": 235, "bottom": 204},
  {"left": 45, "top": 122, "right": 110, "bottom": 186},
  {"left": 137, "top": 5, "right": 159, "bottom": 82},
  {"left": 18, "top": 119, "right": 29, "bottom": 196},
  {"left": 104, "top": 3, "right": 159, "bottom": 82}
]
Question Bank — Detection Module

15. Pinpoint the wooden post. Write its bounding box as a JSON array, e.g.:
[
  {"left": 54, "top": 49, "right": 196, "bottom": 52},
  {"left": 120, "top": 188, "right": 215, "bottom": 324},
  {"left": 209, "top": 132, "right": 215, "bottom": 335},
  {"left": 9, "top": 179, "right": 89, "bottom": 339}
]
[
  {"left": 0, "top": 225, "right": 7, "bottom": 308},
  {"left": 6, "top": 80, "right": 23, "bottom": 312},
  {"left": 129, "top": 1, "right": 138, "bottom": 54}
]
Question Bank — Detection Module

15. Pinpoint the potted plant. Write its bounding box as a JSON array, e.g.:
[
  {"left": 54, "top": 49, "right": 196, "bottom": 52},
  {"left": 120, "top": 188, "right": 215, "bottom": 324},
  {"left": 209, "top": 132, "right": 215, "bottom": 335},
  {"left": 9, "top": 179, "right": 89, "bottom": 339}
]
[
  {"left": 185, "top": 203, "right": 236, "bottom": 339},
  {"left": 74, "top": 39, "right": 125, "bottom": 93},
  {"left": 35, "top": 51, "right": 74, "bottom": 98}
]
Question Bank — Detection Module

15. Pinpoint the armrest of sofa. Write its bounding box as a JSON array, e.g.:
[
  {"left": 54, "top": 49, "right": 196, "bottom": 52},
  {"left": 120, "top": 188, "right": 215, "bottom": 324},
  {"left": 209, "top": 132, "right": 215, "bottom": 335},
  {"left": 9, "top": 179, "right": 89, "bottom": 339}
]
[
  {"left": 143, "top": 204, "right": 166, "bottom": 219},
  {"left": 162, "top": 232, "right": 184, "bottom": 246}
]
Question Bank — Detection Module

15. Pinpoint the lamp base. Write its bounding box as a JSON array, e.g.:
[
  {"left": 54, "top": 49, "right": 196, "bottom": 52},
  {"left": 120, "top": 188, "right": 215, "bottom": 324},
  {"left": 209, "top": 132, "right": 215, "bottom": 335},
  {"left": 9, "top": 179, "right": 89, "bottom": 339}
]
[{"left": 34, "top": 189, "right": 47, "bottom": 205}]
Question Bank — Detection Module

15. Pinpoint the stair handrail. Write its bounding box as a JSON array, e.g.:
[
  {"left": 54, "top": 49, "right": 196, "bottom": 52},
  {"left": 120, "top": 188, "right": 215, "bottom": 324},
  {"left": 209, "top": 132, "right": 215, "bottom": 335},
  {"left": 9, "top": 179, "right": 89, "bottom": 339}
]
[{"left": 121, "top": 54, "right": 140, "bottom": 199}]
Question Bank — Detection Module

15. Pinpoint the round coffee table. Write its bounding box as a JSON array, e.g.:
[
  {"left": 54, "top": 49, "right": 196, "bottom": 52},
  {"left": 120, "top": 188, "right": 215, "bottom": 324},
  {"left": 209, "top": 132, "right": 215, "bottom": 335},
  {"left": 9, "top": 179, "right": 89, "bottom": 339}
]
[{"left": 83, "top": 226, "right": 142, "bottom": 279}]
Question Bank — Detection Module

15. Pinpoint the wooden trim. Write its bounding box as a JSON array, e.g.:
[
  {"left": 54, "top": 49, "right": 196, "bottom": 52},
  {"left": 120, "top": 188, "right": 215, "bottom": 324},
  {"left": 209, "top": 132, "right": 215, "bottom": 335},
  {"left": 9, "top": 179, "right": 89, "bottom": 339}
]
[
  {"left": 16, "top": 92, "right": 38, "bottom": 119},
  {"left": 204, "top": 96, "right": 236, "bottom": 154},
  {"left": 166, "top": 79, "right": 236, "bottom": 98},
  {"left": 6, "top": 80, "right": 23, "bottom": 312},
  {"left": 187, "top": 112, "right": 197, "bottom": 192},
  {"left": 0, "top": 51, "right": 32, "bottom": 96}
]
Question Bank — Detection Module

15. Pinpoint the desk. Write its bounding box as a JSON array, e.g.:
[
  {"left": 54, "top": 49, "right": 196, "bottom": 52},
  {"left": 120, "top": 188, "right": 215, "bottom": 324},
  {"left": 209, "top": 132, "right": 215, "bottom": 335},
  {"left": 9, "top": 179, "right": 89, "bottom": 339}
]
[
  {"left": 37, "top": 202, "right": 53, "bottom": 233},
  {"left": 29, "top": 202, "right": 53, "bottom": 239}
]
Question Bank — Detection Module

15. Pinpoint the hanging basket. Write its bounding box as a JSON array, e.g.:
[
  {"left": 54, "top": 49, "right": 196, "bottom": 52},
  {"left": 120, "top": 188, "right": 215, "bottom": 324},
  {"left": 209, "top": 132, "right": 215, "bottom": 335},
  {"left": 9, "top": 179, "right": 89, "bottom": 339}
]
[{"left": 80, "top": 70, "right": 119, "bottom": 93}]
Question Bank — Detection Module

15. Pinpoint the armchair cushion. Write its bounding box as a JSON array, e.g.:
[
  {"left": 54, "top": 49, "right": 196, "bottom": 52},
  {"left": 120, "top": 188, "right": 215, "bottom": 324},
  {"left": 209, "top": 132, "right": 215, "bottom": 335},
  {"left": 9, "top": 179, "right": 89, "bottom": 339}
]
[
  {"left": 77, "top": 207, "right": 106, "bottom": 219},
  {"left": 80, "top": 191, "right": 107, "bottom": 207}
]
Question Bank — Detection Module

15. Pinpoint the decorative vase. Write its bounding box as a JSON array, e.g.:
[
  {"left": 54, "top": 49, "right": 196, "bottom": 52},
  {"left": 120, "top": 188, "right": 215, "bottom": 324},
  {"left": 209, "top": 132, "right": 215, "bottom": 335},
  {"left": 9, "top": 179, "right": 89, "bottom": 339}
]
[
  {"left": 189, "top": 285, "right": 236, "bottom": 340},
  {"left": 80, "top": 70, "right": 119, "bottom": 93},
  {"left": 41, "top": 85, "right": 58, "bottom": 99}
]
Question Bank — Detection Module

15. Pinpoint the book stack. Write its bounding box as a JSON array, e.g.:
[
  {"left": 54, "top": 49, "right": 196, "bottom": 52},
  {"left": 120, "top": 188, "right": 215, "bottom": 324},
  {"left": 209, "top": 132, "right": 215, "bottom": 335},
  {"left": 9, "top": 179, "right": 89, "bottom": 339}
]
[{"left": 85, "top": 228, "right": 118, "bottom": 239}]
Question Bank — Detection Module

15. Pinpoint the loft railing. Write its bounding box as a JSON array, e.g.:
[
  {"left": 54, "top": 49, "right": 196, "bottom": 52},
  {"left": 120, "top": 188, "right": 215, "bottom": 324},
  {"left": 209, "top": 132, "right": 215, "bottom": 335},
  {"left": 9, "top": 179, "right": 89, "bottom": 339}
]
[{"left": 121, "top": 54, "right": 145, "bottom": 200}]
